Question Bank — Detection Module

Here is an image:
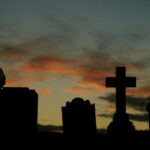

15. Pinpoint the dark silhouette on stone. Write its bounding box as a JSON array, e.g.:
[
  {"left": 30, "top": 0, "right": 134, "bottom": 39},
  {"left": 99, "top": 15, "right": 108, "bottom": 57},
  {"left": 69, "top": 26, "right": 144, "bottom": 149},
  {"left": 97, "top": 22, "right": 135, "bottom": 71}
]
[
  {"left": 146, "top": 103, "right": 150, "bottom": 131},
  {"left": 0, "top": 68, "right": 6, "bottom": 88},
  {"left": 106, "top": 67, "right": 136, "bottom": 136},
  {"left": 62, "top": 97, "right": 97, "bottom": 136},
  {"left": 0, "top": 69, "right": 38, "bottom": 135}
]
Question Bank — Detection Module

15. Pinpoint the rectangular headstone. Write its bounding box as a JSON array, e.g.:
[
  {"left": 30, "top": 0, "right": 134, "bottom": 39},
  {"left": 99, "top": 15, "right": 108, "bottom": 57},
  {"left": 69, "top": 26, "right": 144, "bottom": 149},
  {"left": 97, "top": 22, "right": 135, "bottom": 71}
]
[{"left": 0, "top": 87, "right": 38, "bottom": 135}]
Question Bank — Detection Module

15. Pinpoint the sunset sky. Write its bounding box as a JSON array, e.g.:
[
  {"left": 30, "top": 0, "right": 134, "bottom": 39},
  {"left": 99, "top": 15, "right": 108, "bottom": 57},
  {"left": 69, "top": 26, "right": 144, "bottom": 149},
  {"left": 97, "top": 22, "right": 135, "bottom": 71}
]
[{"left": 1, "top": 0, "right": 150, "bottom": 131}]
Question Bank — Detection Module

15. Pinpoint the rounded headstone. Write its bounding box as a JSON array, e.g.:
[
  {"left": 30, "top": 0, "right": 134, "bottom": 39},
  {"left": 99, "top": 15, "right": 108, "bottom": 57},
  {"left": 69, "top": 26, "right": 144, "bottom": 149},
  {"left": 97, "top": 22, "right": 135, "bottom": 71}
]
[{"left": 71, "top": 97, "right": 84, "bottom": 105}]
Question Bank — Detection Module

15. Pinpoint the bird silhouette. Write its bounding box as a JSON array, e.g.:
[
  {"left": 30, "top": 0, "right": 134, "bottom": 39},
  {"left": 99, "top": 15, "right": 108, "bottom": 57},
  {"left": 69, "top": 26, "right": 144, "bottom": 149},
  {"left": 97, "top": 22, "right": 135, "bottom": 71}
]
[{"left": 0, "top": 68, "right": 5, "bottom": 88}]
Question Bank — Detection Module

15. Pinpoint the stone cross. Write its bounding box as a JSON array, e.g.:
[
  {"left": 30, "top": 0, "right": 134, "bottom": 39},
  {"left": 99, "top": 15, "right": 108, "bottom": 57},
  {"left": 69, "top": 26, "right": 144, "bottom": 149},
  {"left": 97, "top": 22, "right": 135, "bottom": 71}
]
[{"left": 106, "top": 67, "right": 136, "bottom": 114}]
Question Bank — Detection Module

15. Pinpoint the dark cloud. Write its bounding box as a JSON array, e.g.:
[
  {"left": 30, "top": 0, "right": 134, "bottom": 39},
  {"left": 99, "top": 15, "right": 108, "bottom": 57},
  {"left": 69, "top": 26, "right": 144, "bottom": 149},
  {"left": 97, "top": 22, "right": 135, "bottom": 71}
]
[
  {"left": 0, "top": 45, "right": 27, "bottom": 59},
  {"left": 97, "top": 128, "right": 107, "bottom": 135},
  {"left": 37, "top": 124, "right": 62, "bottom": 132},
  {"left": 128, "top": 113, "right": 148, "bottom": 122},
  {"left": 0, "top": 17, "right": 79, "bottom": 63},
  {"left": 81, "top": 50, "right": 147, "bottom": 72},
  {"left": 38, "top": 124, "right": 107, "bottom": 134},
  {"left": 26, "top": 17, "right": 79, "bottom": 55},
  {"left": 88, "top": 30, "right": 150, "bottom": 69},
  {"left": 92, "top": 29, "right": 149, "bottom": 52},
  {"left": 99, "top": 93, "right": 150, "bottom": 112},
  {"left": 98, "top": 113, "right": 149, "bottom": 122}
]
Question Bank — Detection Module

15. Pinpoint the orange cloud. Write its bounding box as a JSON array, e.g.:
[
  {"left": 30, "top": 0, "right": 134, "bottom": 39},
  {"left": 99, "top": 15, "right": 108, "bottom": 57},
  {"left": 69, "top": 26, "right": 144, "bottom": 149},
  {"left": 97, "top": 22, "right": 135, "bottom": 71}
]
[
  {"left": 13, "top": 55, "right": 108, "bottom": 88},
  {"left": 38, "top": 88, "right": 51, "bottom": 95},
  {"left": 12, "top": 53, "right": 149, "bottom": 96},
  {"left": 6, "top": 76, "right": 30, "bottom": 87},
  {"left": 105, "top": 107, "right": 116, "bottom": 112},
  {"left": 76, "top": 80, "right": 106, "bottom": 90},
  {"left": 6, "top": 74, "right": 46, "bottom": 87},
  {"left": 65, "top": 86, "right": 101, "bottom": 96},
  {"left": 14, "top": 56, "right": 74, "bottom": 73},
  {"left": 127, "top": 88, "right": 150, "bottom": 96}
]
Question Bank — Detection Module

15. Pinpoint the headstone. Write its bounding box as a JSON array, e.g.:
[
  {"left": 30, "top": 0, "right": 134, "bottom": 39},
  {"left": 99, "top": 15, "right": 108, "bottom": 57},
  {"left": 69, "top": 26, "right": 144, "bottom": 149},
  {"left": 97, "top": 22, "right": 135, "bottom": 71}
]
[
  {"left": 0, "top": 87, "right": 38, "bottom": 135},
  {"left": 106, "top": 67, "right": 136, "bottom": 136},
  {"left": 146, "top": 103, "right": 150, "bottom": 131},
  {"left": 62, "top": 97, "right": 97, "bottom": 136}
]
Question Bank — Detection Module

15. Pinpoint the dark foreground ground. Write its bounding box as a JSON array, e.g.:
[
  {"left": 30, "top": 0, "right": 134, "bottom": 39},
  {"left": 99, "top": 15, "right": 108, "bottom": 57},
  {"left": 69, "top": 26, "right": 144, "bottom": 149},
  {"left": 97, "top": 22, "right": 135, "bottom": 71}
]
[
  {"left": 2, "top": 131, "right": 149, "bottom": 148},
  {"left": 37, "top": 131, "right": 150, "bottom": 148}
]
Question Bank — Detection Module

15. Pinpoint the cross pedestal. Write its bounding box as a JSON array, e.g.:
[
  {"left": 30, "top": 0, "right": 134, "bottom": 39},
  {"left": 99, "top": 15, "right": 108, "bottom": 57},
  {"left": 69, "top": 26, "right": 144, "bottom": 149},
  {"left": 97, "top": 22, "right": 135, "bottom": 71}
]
[{"left": 106, "top": 67, "right": 136, "bottom": 136}]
